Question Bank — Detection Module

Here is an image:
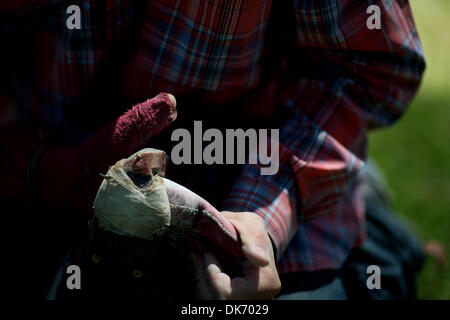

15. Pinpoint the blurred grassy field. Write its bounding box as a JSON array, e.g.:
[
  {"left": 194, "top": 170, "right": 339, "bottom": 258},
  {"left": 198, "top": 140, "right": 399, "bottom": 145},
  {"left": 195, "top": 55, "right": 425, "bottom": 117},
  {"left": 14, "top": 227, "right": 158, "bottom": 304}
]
[{"left": 369, "top": 0, "right": 450, "bottom": 299}]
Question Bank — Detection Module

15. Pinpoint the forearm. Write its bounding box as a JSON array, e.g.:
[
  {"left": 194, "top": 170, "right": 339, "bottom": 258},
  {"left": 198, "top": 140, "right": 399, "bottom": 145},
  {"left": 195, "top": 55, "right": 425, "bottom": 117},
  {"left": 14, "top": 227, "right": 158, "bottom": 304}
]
[
  {"left": 222, "top": 109, "right": 364, "bottom": 260},
  {"left": 223, "top": 0, "right": 425, "bottom": 263}
]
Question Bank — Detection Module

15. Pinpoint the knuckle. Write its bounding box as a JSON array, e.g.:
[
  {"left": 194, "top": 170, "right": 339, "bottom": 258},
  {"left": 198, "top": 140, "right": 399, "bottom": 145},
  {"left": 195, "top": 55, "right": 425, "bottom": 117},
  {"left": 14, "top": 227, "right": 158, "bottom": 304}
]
[
  {"left": 273, "top": 277, "right": 282, "bottom": 293},
  {"left": 266, "top": 281, "right": 281, "bottom": 297},
  {"left": 220, "top": 288, "right": 232, "bottom": 300},
  {"left": 249, "top": 212, "right": 265, "bottom": 224},
  {"left": 254, "top": 224, "right": 270, "bottom": 242},
  {"left": 264, "top": 269, "right": 281, "bottom": 294}
]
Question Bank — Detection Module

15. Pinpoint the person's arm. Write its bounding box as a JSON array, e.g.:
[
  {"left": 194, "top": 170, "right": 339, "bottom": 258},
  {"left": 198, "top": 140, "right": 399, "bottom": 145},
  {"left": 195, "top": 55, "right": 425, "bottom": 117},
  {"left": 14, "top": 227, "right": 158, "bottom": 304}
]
[
  {"left": 223, "top": 0, "right": 425, "bottom": 265},
  {"left": 200, "top": 0, "right": 425, "bottom": 300}
]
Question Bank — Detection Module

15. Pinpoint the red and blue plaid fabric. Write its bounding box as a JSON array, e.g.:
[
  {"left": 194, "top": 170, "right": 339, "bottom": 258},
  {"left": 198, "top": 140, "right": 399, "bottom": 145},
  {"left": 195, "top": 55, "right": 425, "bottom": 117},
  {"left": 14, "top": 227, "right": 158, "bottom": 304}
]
[{"left": 2, "top": 0, "right": 425, "bottom": 273}]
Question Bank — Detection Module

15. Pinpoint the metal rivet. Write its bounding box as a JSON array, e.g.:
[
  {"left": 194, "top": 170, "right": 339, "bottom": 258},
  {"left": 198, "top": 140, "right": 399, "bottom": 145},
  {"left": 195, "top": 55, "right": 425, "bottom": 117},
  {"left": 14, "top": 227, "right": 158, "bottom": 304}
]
[
  {"left": 92, "top": 254, "right": 101, "bottom": 263},
  {"left": 132, "top": 269, "right": 143, "bottom": 278}
]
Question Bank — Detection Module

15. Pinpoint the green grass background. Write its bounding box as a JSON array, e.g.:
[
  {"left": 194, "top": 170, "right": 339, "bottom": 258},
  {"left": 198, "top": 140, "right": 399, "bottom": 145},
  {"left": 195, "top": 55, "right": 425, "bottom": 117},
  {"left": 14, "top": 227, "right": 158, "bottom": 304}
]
[{"left": 369, "top": 0, "right": 450, "bottom": 299}]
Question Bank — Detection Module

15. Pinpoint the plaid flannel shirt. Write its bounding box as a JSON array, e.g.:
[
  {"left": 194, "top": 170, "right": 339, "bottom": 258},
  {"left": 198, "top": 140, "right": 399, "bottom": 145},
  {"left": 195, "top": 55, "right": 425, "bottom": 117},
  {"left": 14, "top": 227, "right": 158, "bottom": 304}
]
[{"left": 2, "top": 0, "right": 425, "bottom": 273}]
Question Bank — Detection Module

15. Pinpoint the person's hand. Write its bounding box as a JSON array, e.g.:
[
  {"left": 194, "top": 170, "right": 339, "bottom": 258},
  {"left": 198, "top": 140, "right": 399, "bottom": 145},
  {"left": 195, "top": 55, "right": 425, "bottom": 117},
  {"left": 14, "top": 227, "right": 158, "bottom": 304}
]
[
  {"left": 36, "top": 92, "right": 177, "bottom": 214},
  {"left": 192, "top": 211, "right": 281, "bottom": 299}
]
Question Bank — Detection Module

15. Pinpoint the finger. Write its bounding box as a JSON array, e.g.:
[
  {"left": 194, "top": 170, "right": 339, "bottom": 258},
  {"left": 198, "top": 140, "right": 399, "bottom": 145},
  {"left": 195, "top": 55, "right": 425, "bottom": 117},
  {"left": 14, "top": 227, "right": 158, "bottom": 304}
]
[
  {"left": 203, "top": 250, "right": 280, "bottom": 300},
  {"left": 230, "top": 276, "right": 257, "bottom": 299},
  {"left": 189, "top": 252, "right": 217, "bottom": 299},
  {"left": 203, "top": 255, "right": 260, "bottom": 300},
  {"left": 222, "top": 212, "right": 270, "bottom": 267},
  {"left": 81, "top": 92, "right": 177, "bottom": 175},
  {"left": 227, "top": 262, "right": 277, "bottom": 299},
  {"left": 231, "top": 262, "right": 281, "bottom": 300},
  {"left": 204, "top": 252, "right": 232, "bottom": 299},
  {"left": 124, "top": 92, "right": 177, "bottom": 144},
  {"left": 166, "top": 93, "right": 177, "bottom": 122}
]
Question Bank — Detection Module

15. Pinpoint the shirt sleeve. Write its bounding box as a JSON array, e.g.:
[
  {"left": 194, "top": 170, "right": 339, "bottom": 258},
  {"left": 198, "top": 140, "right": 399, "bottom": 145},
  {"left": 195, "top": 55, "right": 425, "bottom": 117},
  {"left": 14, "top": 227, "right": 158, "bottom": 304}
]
[{"left": 222, "top": 0, "right": 425, "bottom": 260}]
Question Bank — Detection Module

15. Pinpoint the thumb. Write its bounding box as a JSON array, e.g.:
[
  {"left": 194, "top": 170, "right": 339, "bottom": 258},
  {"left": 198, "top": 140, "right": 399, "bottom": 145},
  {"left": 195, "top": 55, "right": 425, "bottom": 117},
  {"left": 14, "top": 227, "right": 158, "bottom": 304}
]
[
  {"left": 118, "top": 92, "right": 177, "bottom": 149},
  {"left": 80, "top": 92, "right": 177, "bottom": 175}
]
